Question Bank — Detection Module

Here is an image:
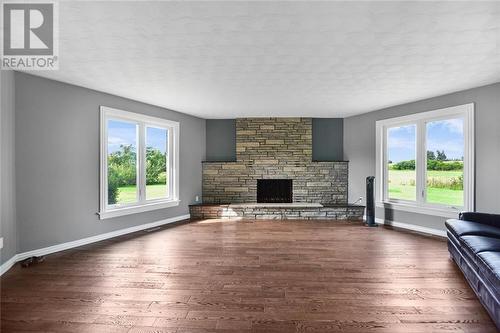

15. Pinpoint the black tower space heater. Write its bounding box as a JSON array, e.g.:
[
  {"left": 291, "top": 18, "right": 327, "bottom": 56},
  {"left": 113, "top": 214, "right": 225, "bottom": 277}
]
[{"left": 365, "top": 176, "right": 377, "bottom": 227}]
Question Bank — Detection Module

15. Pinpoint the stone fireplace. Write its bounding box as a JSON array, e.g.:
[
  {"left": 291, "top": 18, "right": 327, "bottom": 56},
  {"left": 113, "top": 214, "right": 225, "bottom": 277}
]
[
  {"left": 191, "top": 117, "right": 364, "bottom": 220},
  {"left": 202, "top": 118, "right": 347, "bottom": 204}
]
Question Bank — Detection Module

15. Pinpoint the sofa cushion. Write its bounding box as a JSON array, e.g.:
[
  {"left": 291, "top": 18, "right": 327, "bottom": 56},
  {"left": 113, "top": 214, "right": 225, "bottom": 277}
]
[
  {"left": 461, "top": 236, "right": 500, "bottom": 254},
  {"left": 476, "top": 251, "right": 500, "bottom": 298},
  {"left": 460, "top": 236, "right": 500, "bottom": 266},
  {"left": 446, "top": 219, "right": 500, "bottom": 238}
]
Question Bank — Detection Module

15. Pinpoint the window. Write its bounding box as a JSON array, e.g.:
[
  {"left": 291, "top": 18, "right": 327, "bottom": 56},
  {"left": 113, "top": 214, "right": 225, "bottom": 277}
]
[
  {"left": 99, "top": 106, "right": 179, "bottom": 219},
  {"left": 376, "top": 104, "right": 474, "bottom": 217},
  {"left": 387, "top": 124, "right": 417, "bottom": 201}
]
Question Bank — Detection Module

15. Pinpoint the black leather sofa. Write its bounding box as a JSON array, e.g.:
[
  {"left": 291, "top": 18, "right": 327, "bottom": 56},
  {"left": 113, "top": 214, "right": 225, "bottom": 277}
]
[{"left": 446, "top": 212, "right": 500, "bottom": 328}]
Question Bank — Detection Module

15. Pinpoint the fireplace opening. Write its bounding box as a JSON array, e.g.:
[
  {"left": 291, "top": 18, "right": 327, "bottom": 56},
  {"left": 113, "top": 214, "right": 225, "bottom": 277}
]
[{"left": 257, "top": 179, "right": 292, "bottom": 203}]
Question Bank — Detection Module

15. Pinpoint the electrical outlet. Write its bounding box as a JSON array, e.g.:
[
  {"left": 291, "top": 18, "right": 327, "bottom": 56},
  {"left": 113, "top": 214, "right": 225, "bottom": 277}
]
[
  {"left": 195, "top": 195, "right": 200, "bottom": 202},
  {"left": 352, "top": 197, "right": 363, "bottom": 205},
  {"left": 0, "top": 237, "right": 3, "bottom": 250}
]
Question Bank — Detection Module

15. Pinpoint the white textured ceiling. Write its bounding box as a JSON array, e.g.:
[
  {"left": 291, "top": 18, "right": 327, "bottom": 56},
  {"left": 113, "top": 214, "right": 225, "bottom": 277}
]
[{"left": 27, "top": 1, "right": 500, "bottom": 118}]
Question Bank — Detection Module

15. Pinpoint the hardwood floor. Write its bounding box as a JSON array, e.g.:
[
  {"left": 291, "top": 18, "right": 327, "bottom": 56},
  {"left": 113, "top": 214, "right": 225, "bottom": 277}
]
[{"left": 1, "top": 219, "right": 496, "bottom": 332}]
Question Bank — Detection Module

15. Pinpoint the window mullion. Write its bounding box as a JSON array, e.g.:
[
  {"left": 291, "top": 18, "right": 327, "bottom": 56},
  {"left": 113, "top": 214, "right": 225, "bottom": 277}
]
[
  {"left": 102, "top": 115, "right": 109, "bottom": 209},
  {"left": 463, "top": 112, "right": 474, "bottom": 211},
  {"left": 382, "top": 126, "right": 388, "bottom": 202},
  {"left": 169, "top": 127, "right": 174, "bottom": 199},
  {"left": 416, "top": 120, "right": 426, "bottom": 205},
  {"left": 138, "top": 122, "right": 146, "bottom": 203},
  {"left": 166, "top": 127, "right": 171, "bottom": 199}
]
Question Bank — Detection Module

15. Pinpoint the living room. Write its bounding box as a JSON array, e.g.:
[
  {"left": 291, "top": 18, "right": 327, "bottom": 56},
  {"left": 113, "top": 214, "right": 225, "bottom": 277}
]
[{"left": 1, "top": 1, "right": 499, "bottom": 332}]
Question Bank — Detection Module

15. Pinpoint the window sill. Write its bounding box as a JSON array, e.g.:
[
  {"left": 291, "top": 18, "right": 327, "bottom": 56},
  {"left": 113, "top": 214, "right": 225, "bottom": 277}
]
[
  {"left": 376, "top": 201, "right": 461, "bottom": 218},
  {"left": 99, "top": 200, "right": 180, "bottom": 220}
]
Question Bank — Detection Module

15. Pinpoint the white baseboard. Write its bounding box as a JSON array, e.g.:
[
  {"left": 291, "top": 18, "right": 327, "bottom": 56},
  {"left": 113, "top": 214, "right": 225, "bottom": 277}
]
[
  {"left": 0, "top": 214, "right": 190, "bottom": 276},
  {"left": 0, "top": 254, "right": 18, "bottom": 276},
  {"left": 375, "top": 217, "right": 447, "bottom": 238}
]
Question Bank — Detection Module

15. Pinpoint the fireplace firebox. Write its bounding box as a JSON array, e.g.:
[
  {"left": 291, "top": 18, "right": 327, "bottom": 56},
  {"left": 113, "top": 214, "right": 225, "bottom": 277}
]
[{"left": 257, "top": 179, "right": 292, "bottom": 203}]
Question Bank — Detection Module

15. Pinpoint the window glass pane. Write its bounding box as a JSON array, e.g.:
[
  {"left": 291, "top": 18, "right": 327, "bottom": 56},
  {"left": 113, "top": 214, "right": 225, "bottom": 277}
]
[
  {"left": 107, "top": 120, "right": 138, "bottom": 205},
  {"left": 387, "top": 125, "right": 416, "bottom": 201},
  {"left": 426, "top": 118, "right": 464, "bottom": 206},
  {"left": 146, "top": 127, "right": 168, "bottom": 200}
]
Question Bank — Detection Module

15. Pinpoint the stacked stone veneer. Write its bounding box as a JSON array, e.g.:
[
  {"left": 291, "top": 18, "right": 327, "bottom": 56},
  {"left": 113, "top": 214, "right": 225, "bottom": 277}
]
[
  {"left": 190, "top": 204, "right": 364, "bottom": 221},
  {"left": 202, "top": 118, "right": 348, "bottom": 204}
]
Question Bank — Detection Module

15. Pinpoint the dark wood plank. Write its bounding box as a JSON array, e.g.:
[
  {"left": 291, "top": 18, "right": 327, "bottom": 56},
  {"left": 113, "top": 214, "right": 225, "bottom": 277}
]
[{"left": 1, "top": 219, "right": 496, "bottom": 332}]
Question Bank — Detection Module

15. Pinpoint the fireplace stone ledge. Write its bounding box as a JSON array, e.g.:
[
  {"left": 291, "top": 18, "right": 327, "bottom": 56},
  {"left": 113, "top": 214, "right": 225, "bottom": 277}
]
[{"left": 189, "top": 203, "right": 365, "bottom": 221}]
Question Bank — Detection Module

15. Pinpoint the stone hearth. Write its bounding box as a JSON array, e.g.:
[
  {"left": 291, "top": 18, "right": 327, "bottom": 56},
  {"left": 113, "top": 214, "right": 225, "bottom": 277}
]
[{"left": 189, "top": 203, "right": 364, "bottom": 220}]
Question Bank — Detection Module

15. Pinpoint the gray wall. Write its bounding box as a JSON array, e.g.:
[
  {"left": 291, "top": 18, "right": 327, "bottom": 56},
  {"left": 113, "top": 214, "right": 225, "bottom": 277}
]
[
  {"left": 1, "top": 70, "right": 17, "bottom": 265},
  {"left": 344, "top": 82, "right": 500, "bottom": 231},
  {"left": 15, "top": 72, "right": 206, "bottom": 252},
  {"left": 312, "top": 118, "right": 343, "bottom": 161},
  {"left": 206, "top": 119, "right": 236, "bottom": 161}
]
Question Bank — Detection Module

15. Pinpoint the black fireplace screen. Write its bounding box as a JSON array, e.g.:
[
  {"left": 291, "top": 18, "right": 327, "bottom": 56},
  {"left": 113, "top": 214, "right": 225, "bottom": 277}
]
[{"left": 257, "top": 179, "right": 293, "bottom": 203}]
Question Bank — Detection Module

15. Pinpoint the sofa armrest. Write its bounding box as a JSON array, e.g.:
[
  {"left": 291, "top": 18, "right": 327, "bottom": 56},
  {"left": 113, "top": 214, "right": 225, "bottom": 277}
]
[{"left": 459, "top": 212, "right": 500, "bottom": 227}]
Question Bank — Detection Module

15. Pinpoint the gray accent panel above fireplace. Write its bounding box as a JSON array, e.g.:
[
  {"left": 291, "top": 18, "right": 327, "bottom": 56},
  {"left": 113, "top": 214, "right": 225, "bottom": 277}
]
[
  {"left": 202, "top": 118, "right": 348, "bottom": 204},
  {"left": 205, "top": 119, "right": 236, "bottom": 162},
  {"left": 312, "top": 118, "right": 343, "bottom": 161}
]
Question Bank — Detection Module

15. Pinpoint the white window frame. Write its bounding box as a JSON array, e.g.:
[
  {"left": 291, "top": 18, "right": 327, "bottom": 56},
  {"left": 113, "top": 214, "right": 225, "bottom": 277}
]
[
  {"left": 375, "top": 103, "right": 474, "bottom": 218},
  {"left": 99, "top": 106, "right": 180, "bottom": 219}
]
